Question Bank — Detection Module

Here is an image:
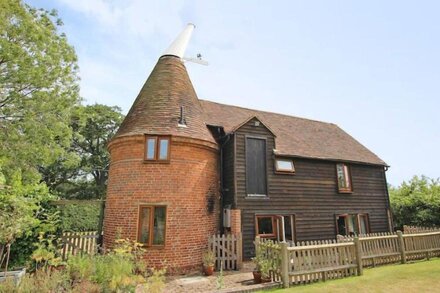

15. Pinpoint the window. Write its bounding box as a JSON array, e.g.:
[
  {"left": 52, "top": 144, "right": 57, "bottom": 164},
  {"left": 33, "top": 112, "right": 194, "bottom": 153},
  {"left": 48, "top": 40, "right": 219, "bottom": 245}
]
[
  {"left": 336, "top": 213, "right": 369, "bottom": 236},
  {"left": 336, "top": 163, "right": 352, "bottom": 192},
  {"left": 138, "top": 206, "right": 166, "bottom": 246},
  {"left": 358, "top": 214, "right": 369, "bottom": 235},
  {"left": 275, "top": 158, "right": 295, "bottom": 173},
  {"left": 246, "top": 137, "right": 267, "bottom": 196},
  {"left": 256, "top": 216, "right": 275, "bottom": 237},
  {"left": 255, "top": 214, "right": 296, "bottom": 242},
  {"left": 145, "top": 136, "right": 170, "bottom": 162}
]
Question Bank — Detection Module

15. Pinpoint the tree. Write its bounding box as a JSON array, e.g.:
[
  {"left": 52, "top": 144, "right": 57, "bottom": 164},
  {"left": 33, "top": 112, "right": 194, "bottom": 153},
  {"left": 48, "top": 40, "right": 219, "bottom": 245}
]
[
  {"left": 390, "top": 175, "right": 440, "bottom": 228},
  {"left": 0, "top": 0, "right": 80, "bottom": 185},
  {"left": 0, "top": 179, "right": 46, "bottom": 272},
  {"left": 40, "top": 104, "right": 124, "bottom": 199}
]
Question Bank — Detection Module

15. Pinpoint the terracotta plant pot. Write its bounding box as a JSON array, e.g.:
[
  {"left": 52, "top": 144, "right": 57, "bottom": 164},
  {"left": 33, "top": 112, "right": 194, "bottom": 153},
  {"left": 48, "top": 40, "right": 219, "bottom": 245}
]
[
  {"left": 203, "top": 265, "right": 214, "bottom": 276},
  {"left": 261, "top": 275, "right": 271, "bottom": 283},
  {"left": 253, "top": 270, "right": 262, "bottom": 284}
]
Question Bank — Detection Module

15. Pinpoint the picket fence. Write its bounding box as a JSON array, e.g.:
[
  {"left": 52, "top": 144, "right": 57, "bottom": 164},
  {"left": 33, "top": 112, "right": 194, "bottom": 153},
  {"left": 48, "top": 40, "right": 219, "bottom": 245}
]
[
  {"left": 208, "top": 233, "right": 242, "bottom": 270},
  {"left": 403, "top": 225, "right": 440, "bottom": 234},
  {"left": 61, "top": 231, "right": 100, "bottom": 260},
  {"left": 256, "top": 230, "right": 440, "bottom": 288}
]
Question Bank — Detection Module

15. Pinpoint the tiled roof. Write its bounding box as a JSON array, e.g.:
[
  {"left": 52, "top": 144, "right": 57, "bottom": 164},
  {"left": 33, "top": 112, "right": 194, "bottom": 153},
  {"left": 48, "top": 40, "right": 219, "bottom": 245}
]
[
  {"left": 114, "top": 56, "right": 215, "bottom": 143},
  {"left": 200, "top": 100, "right": 387, "bottom": 166}
]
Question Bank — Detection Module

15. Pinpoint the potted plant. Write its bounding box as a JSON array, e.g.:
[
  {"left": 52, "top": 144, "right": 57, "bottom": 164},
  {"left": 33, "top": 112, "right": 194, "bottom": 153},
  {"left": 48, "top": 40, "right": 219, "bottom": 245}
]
[
  {"left": 252, "top": 256, "right": 272, "bottom": 283},
  {"left": 259, "top": 259, "right": 272, "bottom": 283},
  {"left": 252, "top": 240, "right": 275, "bottom": 283},
  {"left": 202, "top": 250, "right": 215, "bottom": 276}
]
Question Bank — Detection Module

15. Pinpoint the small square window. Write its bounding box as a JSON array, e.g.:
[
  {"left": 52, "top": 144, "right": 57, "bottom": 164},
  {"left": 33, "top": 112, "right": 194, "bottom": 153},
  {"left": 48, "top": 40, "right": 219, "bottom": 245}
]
[
  {"left": 145, "top": 136, "right": 170, "bottom": 162},
  {"left": 275, "top": 158, "right": 295, "bottom": 173},
  {"left": 255, "top": 216, "right": 276, "bottom": 237},
  {"left": 336, "top": 163, "right": 352, "bottom": 192}
]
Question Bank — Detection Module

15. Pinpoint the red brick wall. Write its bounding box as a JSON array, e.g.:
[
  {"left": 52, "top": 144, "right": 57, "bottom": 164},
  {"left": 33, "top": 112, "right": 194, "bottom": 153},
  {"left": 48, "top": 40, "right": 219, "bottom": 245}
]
[
  {"left": 103, "top": 135, "right": 220, "bottom": 272},
  {"left": 230, "top": 209, "right": 242, "bottom": 235}
]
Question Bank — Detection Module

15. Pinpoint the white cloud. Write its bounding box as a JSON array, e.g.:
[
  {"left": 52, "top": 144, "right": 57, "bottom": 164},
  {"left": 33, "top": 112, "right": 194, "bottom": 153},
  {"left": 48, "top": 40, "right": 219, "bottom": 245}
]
[{"left": 57, "top": 0, "right": 185, "bottom": 38}]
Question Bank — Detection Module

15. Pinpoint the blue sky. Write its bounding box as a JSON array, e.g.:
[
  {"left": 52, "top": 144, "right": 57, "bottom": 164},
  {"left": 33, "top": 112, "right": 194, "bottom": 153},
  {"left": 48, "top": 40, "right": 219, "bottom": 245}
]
[{"left": 26, "top": 0, "right": 440, "bottom": 186}]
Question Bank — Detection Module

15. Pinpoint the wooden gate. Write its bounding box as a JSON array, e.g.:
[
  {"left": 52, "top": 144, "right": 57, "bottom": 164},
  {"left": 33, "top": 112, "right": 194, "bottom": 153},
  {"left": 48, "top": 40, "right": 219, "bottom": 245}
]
[
  {"left": 61, "top": 231, "right": 99, "bottom": 260},
  {"left": 208, "top": 233, "right": 242, "bottom": 270}
]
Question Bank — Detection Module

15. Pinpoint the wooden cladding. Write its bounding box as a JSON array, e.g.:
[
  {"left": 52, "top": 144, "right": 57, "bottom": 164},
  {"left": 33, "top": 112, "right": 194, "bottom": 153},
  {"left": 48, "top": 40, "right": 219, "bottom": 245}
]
[
  {"left": 245, "top": 137, "right": 267, "bottom": 196},
  {"left": 144, "top": 135, "right": 170, "bottom": 162}
]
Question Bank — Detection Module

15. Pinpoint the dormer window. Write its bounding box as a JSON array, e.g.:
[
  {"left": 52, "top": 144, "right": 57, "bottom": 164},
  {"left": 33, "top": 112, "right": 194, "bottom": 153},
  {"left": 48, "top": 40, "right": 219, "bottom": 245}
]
[
  {"left": 145, "top": 135, "right": 170, "bottom": 162},
  {"left": 275, "top": 158, "right": 295, "bottom": 174},
  {"left": 336, "top": 163, "right": 352, "bottom": 193}
]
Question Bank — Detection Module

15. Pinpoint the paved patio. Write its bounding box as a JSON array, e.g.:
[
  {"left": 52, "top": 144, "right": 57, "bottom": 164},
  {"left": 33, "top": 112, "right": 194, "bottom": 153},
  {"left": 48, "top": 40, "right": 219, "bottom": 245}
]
[{"left": 164, "top": 262, "right": 280, "bottom": 293}]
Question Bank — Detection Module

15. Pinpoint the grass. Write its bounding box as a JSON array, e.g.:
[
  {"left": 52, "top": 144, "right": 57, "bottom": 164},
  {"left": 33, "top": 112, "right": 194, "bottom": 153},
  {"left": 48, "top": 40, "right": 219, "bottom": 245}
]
[{"left": 267, "top": 258, "right": 440, "bottom": 293}]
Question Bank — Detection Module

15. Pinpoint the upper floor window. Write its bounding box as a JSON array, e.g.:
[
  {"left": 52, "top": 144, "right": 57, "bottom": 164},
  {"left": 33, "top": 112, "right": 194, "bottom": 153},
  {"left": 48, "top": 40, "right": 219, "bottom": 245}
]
[
  {"left": 138, "top": 205, "right": 167, "bottom": 246},
  {"left": 246, "top": 137, "right": 267, "bottom": 196},
  {"left": 145, "top": 136, "right": 170, "bottom": 162},
  {"left": 275, "top": 158, "right": 295, "bottom": 174},
  {"left": 336, "top": 163, "right": 352, "bottom": 192}
]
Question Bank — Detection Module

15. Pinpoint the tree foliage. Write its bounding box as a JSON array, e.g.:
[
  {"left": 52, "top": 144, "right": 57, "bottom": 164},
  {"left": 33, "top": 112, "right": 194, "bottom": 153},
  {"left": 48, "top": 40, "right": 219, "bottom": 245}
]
[
  {"left": 57, "top": 202, "right": 101, "bottom": 232},
  {"left": 390, "top": 175, "right": 440, "bottom": 228},
  {"left": 40, "top": 104, "right": 124, "bottom": 199},
  {"left": 0, "top": 0, "right": 80, "bottom": 184}
]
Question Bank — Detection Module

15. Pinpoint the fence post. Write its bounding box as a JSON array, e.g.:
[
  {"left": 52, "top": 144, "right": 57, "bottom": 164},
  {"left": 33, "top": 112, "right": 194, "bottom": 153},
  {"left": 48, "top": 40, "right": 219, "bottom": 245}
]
[
  {"left": 397, "top": 230, "right": 406, "bottom": 264},
  {"left": 254, "top": 236, "right": 261, "bottom": 256},
  {"left": 354, "top": 236, "right": 363, "bottom": 276},
  {"left": 237, "top": 233, "right": 243, "bottom": 270},
  {"left": 280, "top": 242, "right": 290, "bottom": 288}
]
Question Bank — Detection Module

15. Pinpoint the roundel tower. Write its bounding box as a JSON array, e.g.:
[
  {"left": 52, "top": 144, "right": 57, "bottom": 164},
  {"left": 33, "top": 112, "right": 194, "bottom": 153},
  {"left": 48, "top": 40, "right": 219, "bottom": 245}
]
[{"left": 103, "top": 24, "right": 220, "bottom": 271}]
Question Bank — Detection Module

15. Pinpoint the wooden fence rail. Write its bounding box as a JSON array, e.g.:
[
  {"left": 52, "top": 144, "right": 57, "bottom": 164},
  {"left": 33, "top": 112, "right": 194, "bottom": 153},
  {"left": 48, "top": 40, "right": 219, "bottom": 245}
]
[
  {"left": 208, "top": 233, "right": 242, "bottom": 271},
  {"left": 257, "top": 230, "right": 440, "bottom": 288},
  {"left": 61, "top": 231, "right": 99, "bottom": 261},
  {"left": 403, "top": 225, "right": 440, "bottom": 234}
]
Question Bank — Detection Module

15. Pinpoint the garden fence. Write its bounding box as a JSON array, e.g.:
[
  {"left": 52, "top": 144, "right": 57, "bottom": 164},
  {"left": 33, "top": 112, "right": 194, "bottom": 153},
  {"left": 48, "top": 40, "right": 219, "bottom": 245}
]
[
  {"left": 403, "top": 225, "right": 440, "bottom": 234},
  {"left": 208, "top": 233, "right": 242, "bottom": 270},
  {"left": 256, "top": 230, "right": 440, "bottom": 288},
  {"left": 61, "top": 231, "right": 100, "bottom": 260}
]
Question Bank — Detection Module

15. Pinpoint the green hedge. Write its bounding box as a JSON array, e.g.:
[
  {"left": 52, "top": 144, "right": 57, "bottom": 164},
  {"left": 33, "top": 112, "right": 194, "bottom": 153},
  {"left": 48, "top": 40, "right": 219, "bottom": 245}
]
[{"left": 57, "top": 201, "right": 102, "bottom": 232}]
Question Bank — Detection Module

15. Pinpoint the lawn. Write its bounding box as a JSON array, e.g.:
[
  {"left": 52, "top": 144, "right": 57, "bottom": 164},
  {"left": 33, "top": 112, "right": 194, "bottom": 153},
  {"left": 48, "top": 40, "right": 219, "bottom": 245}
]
[{"left": 268, "top": 258, "right": 440, "bottom": 293}]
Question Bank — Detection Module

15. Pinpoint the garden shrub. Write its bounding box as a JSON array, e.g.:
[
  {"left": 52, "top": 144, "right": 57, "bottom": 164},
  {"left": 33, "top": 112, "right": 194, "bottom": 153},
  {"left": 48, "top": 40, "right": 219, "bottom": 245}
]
[
  {"left": 390, "top": 176, "right": 440, "bottom": 229},
  {"left": 0, "top": 269, "right": 70, "bottom": 293},
  {"left": 58, "top": 202, "right": 101, "bottom": 232}
]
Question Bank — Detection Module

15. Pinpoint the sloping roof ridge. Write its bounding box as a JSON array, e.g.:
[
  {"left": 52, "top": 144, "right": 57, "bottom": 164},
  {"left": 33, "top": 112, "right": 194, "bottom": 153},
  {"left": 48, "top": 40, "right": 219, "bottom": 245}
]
[{"left": 200, "top": 99, "right": 335, "bottom": 126}]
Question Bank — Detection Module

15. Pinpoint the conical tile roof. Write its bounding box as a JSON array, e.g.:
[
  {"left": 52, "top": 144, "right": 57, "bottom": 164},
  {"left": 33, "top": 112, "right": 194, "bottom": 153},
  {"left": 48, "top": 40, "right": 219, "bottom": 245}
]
[{"left": 114, "top": 55, "right": 215, "bottom": 143}]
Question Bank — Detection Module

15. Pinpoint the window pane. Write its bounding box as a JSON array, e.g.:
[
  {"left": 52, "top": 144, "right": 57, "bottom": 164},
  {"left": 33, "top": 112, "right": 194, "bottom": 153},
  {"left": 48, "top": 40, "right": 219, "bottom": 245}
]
[
  {"left": 159, "top": 139, "right": 169, "bottom": 160},
  {"left": 276, "top": 159, "right": 294, "bottom": 172},
  {"left": 337, "top": 216, "right": 347, "bottom": 236},
  {"left": 139, "top": 207, "right": 151, "bottom": 244},
  {"left": 347, "top": 215, "right": 358, "bottom": 235},
  {"left": 146, "top": 138, "right": 156, "bottom": 159},
  {"left": 153, "top": 207, "right": 166, "bottom": 245},
  {"left": 284, "top": 216, "right": 294, "bottom": 241},
  {"left": 359, "top": 215, "right": 368, "bottom": 234},
  {"left": 343, "top": 165, "right": 351, "bottom": 188},
  {"left": 257, "top": 217, "right": 273, "bottom": 235},
  {"left": 337, "top": 164, "right": 350, "bottom": 190}
]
